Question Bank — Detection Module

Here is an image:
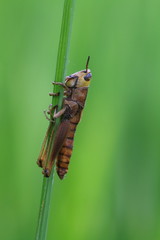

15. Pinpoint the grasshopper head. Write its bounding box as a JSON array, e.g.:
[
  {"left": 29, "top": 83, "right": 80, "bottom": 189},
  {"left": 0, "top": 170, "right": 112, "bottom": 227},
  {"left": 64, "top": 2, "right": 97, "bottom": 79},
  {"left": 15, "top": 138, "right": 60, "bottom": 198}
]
[{"left": 65, "top": 56, "right": 92, "bottom": 88}]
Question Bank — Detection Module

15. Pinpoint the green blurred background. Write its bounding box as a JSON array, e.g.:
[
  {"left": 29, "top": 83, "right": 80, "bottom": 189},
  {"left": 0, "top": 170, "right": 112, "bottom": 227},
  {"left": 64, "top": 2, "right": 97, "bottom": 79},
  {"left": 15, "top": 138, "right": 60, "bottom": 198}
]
[{"left": 1, "top": 0, "right": 160, "bottom": 239}]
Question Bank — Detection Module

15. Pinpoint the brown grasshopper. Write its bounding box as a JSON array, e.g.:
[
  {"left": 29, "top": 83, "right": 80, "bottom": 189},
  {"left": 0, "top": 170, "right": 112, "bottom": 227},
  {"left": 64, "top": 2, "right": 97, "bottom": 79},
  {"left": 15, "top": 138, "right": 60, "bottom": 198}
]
[{"left": 37, "top": 57, "right": 92, "bottom": 179}]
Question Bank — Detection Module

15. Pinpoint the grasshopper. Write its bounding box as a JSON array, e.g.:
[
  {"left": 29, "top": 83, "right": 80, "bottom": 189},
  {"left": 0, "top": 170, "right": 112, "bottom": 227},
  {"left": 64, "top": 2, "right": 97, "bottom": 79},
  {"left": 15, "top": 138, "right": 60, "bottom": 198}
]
[{"left": 37, "top": 57, "right": 92, "bottom": 179}]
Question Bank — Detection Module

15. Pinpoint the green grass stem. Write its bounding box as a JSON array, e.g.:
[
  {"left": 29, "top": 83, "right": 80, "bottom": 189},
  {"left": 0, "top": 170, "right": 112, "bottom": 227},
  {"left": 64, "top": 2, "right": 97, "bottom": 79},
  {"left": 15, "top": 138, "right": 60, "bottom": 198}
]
[{"left": 35, "top": 0, "right": 76, "bottom": 239}]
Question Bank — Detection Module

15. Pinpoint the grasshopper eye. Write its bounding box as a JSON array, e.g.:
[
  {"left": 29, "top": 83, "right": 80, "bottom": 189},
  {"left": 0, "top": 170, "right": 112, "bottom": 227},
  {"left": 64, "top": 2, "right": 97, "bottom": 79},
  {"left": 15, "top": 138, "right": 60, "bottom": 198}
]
[{"left": 84, "top": 73, "right": 92, "bottom": 81}]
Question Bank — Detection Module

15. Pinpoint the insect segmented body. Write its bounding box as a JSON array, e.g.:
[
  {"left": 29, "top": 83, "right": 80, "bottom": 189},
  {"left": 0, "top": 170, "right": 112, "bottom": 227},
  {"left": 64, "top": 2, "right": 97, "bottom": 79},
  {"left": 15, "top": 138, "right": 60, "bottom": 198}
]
[{"left": 37, "top": 57, "right": 92, "bottom": 179}]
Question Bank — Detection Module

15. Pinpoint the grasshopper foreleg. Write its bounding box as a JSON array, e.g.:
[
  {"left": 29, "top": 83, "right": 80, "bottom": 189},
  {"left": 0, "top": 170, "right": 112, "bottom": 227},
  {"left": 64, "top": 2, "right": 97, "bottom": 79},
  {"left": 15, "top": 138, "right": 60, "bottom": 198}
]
[
  {"left": 49, "top": 82, "right": 71, "bottom": 98},
  {"left": 52, "top": 81, "right": 70, "bottom": 92}
]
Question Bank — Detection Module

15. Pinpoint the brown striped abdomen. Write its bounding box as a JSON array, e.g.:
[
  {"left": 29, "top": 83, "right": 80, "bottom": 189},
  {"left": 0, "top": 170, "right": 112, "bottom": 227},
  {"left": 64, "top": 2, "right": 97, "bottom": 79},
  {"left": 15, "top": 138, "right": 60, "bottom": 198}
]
[{"left": 56, "top": 112, "right": 81, "bottom": 179}]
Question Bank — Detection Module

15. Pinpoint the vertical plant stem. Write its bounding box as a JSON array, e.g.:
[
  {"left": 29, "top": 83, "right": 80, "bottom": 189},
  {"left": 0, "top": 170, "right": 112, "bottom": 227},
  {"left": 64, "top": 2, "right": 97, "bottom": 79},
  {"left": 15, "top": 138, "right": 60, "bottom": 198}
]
[{"left": 36, "top": 0, "right": 76, "bottom": 239}]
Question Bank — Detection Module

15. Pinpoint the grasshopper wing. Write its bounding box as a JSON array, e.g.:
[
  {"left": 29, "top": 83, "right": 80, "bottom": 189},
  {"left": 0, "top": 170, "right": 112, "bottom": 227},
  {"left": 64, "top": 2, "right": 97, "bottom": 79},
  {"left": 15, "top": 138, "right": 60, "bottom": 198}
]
[{"left": 43, "top": 119, "right": 70, "bottom": 177}]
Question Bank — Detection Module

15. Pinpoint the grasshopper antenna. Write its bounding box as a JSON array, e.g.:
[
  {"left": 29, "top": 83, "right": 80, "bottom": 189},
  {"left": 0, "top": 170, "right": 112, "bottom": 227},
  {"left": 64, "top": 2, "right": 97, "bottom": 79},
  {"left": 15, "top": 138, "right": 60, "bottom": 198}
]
[{"left": 86, "top": 56, "right": 90, "bottom": 72}]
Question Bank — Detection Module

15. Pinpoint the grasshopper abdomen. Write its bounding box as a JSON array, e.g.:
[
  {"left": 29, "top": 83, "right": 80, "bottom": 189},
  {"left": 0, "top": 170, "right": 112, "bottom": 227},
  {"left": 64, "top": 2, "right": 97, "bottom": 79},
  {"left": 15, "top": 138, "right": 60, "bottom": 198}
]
[{"left": 56, "top": 112, "right": 81, "bottom": 179}]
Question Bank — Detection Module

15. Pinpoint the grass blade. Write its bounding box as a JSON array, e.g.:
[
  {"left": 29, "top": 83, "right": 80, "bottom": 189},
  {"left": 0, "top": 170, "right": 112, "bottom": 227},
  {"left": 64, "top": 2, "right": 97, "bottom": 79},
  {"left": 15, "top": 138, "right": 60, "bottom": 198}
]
[{"left": 36, "top": 0, "right": 76, "bottom": 239}]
